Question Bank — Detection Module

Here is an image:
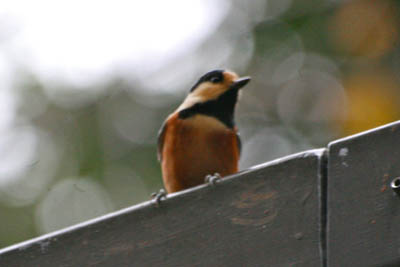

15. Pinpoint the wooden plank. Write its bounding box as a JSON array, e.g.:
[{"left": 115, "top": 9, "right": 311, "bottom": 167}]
[
  {"left": 327, "top": 121, "right": 400, "bottom": 267},
  {"left": 0, "top": 149, "right": 325, "bottom": 267}
]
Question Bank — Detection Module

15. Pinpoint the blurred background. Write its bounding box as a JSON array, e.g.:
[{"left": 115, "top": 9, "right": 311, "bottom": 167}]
[{"left": 1, "top": 0, "right": 400, "bottom": 248}]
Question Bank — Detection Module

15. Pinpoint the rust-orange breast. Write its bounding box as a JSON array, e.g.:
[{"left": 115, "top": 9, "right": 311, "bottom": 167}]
[{"left": 161, "top": 113, "right": 239, "bottom": 193}]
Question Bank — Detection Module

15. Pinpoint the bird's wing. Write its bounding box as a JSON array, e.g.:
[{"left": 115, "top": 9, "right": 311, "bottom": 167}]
[{"left": 157, "top": 120, "right": 168, "bottom": 162}]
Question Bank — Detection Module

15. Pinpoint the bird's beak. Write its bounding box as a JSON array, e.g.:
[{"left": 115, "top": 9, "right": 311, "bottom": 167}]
[{"left": 231, "top": 76, "right": 251, "bottom": 90}]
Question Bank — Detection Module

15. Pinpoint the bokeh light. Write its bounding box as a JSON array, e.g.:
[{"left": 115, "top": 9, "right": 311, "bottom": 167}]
[
  {"left": 329, "top": 0, "right": 398, "bottom": 58},
  {"left": 35, "top": 177, "right": 114, "bottom": 233},
  {"left": 341, "top": 69, "right": 400, "bottom": 134}
]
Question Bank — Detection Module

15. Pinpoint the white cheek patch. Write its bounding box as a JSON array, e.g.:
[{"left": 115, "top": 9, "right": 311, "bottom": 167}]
[
  {"left": 176, "top": 95, "right": 202, "bottom": 112},
  {"left": 191, "top": 82, "right": 227, "bottom": 101},
  {"left": 177, "top": 82, "right": 229, "bottom": 112}
]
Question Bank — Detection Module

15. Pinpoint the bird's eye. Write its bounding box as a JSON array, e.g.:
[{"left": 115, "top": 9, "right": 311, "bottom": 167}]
[{"left": 210, "top": 76, "right": 222, "bottom": 83}]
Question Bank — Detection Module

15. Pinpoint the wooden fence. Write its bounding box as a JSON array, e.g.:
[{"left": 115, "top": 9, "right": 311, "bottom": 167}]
[{"left": 1, "top": 120, "right": 400, "bottom": 266}]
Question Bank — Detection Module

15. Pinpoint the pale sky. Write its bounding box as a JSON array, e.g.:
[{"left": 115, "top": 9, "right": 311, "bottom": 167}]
[{"left": 1, "top": 0, "right": 229, "bottom": 86}]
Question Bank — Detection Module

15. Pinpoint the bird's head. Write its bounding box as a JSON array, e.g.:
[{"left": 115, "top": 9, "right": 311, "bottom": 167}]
[
  {"left": 176, "top": 69, "right": 250, "bottom": 128},
  {"left": 177, "top": 69, "right": 251, "bottom": 112}
]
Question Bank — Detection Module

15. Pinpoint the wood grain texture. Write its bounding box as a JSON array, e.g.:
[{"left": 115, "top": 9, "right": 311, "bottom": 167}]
[
  {"left": 0, "top": 149, "right": 325, "bottom": 267},
  {"left": 327, "top": 121, "right": 400, "bottom": 267}
]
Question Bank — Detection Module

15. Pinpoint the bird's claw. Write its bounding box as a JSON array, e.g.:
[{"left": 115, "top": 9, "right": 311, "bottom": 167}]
[
  {"left": 151, "top": 189, "right": 167, "bottom": 207},
  {"left": 205, "top": 173, "right": 221, "bottom": 186}
]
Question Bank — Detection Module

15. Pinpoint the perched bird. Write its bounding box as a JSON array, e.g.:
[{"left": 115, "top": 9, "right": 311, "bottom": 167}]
[{"left": 157, "top": 70, "right": 250, "bottom": 193}]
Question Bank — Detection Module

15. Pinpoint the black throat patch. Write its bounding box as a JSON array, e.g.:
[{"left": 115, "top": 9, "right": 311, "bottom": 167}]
[{"left": 178, "top": 87, "right": 239, "bottom": 129}]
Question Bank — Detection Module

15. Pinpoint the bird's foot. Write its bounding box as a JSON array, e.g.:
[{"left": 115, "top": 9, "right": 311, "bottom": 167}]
[
  {"left": 205, "top": 173, "right": 222, "bottom": 186},
  {"left": 151, "top": 189, "right": 167, "bottom": 207}
]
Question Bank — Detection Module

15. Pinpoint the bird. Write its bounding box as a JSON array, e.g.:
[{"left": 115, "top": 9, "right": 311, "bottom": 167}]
[{"left": 157, "top": 69, "right": 251, "bottom": 194}]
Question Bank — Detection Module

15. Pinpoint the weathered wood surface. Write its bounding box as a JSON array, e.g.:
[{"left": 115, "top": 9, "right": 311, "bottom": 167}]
[
  {"left": 327, "top": 121, "right": 400, "bottom": 267},
  {"left": 0, "top": 150, "right": 325, "bottom": 267}
]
